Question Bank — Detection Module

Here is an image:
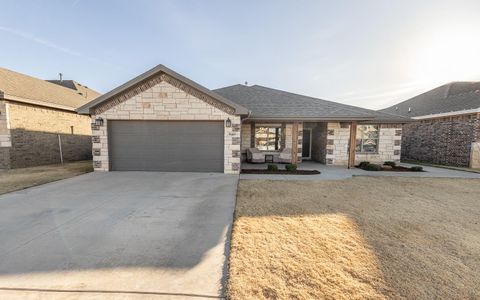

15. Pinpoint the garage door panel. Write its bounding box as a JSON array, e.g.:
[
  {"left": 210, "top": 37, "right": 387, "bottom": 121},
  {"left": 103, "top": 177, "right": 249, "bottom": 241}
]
[{"left": 109, "top": 121, "right": 224, "bottom": 172}]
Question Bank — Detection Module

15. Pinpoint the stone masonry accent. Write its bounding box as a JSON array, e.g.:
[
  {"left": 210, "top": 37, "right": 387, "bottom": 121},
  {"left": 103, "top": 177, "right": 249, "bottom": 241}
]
[
  {"left": 0, "top": 101, "right": 92, "bottom": 169},
  {"left": 402, "top": 114, "right": 480, "bottom": 167},
  {"left": 325, "top": 122, "right": 402, "bottom": 165},
  {"left": 92, "top": 80, "right": 240, "bottom": 174},
  {"left": 93, "top": 72, "right": 235, "bottom": 115}
]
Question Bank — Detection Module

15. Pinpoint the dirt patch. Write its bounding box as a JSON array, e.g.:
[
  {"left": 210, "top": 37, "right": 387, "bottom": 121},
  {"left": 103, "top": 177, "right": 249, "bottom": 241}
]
[
  {"left": 241, "top": 169, "right": 320, "bottom": 175},
  {"left": 0, "top": 161, "right": 93, "bottom": 195},
  {"left": 229, "top": 177, "right": 480, "bottom": 299}
]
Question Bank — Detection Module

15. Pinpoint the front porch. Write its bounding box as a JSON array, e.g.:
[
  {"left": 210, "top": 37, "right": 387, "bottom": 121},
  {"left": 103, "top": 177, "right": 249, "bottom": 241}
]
[
  {"left": 241, "top": 121, "right": 333, "bottom": 165},
  {"left": 240, "top": 120, "right": 402, "bottom": 168}
]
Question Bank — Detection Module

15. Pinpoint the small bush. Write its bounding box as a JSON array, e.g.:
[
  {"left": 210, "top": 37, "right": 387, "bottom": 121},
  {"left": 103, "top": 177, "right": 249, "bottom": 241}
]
[
  {"left": 358, "top": 161, "right": 370, "bottom": 169},
  {"left": 383, "top": 161, "right": 396, "bottom": 167},
  {"left": 267, "top": 164, "right": 278, "bottom": 171},
  {"left": 285, "top": 164, "right": 297, "bottom": 171},
  {"left": 410, "top": 166, "right": 423, "bottom": 172},
  {"left": 364, "top": 163, "right": 383, "bottom": 171}
]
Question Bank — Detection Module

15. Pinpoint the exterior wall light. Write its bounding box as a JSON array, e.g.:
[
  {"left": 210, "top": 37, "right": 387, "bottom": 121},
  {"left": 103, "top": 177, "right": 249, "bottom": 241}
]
[
  {"left": 95, "top": 117, "right": 104, "bottom": 126},
  {"left": 225, "top": 118, "right": 232, "bottom": 128}
]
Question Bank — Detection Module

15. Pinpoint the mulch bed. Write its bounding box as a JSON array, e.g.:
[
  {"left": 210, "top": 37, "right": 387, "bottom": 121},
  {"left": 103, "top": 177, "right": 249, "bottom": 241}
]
[
  {"left": 357, "top": 166, "right": 424, "bottom": 172},
  {"left": 241, "top": 169, "right": 321, "bottom": 175}
]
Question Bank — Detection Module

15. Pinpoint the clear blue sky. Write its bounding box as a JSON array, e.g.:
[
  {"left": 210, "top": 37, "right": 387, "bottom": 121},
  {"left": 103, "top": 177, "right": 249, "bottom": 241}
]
[{"left": 1, "top": 0, "right": 480, "bottom": 109}]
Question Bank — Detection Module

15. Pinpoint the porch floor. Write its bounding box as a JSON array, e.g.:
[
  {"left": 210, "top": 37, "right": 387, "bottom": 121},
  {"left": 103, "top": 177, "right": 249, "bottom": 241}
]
[{"left": 240, "top": 161, "right": 480, "bottom": 180}]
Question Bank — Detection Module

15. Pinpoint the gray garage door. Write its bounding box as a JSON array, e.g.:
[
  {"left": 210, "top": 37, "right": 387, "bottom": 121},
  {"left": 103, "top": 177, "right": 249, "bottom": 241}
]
[{"left": 109, "top": 121, "right": 224, "bottom": 172}]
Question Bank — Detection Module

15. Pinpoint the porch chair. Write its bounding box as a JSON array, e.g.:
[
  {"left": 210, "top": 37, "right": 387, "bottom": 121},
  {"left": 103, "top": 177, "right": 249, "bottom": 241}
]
[
  {"left": 278, "top": 148, "right": 292, "bottom": 163},
  {"left": 246, "top": 148, "right": 265, "bottom": 163}
]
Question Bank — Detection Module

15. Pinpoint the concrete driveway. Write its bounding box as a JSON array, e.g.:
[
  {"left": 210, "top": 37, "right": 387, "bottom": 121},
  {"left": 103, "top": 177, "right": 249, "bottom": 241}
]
[{"left": 0, "top": 172, "right": 238, "bottom": 299}]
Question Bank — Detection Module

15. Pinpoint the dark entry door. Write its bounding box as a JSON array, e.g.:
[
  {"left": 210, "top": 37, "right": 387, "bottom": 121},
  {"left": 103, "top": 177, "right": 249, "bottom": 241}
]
[{"left": 302, "top": 129, "right": 311, "bottom": 159}]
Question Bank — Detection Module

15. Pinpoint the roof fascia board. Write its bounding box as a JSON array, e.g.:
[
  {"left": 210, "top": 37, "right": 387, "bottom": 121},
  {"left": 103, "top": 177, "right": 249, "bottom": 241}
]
[
  {"left": 77, "top": 64, "right": 248, "bottom": 115},
  {"left": 245, "top": 117, "right": 411, "bottom": 123},
  {"left": 2, "top": 93, "right": 76, "bottom": 111},
  {"left": 412, "top": 108, "right": 480, "bottom": 120}
]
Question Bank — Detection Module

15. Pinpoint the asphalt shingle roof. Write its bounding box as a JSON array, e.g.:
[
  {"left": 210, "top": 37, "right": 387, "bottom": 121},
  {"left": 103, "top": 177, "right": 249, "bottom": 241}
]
[
  {"left": 214, "top": 84, "right": 409, "bottom": 122},
  {"left": 0, "top": 67, "right": 100, "bottom": 110},
  {"left": 380, "top": 82, "right": 480, "bottom": 118}
]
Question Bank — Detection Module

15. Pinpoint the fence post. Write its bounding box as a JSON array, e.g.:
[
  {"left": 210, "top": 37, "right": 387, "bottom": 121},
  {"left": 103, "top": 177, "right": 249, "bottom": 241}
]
[{"left": 58, "top": 134, "right": 64, "bottom": 164}]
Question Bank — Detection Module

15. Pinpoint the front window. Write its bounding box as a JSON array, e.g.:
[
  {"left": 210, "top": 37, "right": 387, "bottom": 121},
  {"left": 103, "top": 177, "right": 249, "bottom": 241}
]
[
  {"left": 255, "top": 126, "right": 282, "bottom": 151},
  {"left": 356, "top": 125, "right": 379, "bottom": 153}
]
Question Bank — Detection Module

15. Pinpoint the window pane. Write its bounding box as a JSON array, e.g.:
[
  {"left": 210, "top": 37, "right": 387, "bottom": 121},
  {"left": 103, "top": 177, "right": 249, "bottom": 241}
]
[
  {"left": 362, "top": 139, "right": 378, "bottom": 153},
  {"left": 255, "top": 126, "right": 282, "bottom": 151},
  {"left": 357, "top": 125, "right": 378, "bottom": 139},
  {"left": 355, "top": 139, "right": 362, "bottom": 152}
]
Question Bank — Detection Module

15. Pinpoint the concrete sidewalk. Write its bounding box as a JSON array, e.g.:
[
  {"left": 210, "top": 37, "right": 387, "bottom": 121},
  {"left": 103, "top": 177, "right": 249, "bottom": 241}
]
[{"left": 241, "top": 161, "right": 480, "bottom": 180}]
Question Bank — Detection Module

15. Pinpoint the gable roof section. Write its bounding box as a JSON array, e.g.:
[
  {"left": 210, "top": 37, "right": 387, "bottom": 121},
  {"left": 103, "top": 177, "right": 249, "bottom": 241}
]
[
  {"left": 47, "top": 80, "right": 101, "bottom": 101},
  {"left": 0, "top": 67, "right": 97, "bottom": 111},
  {"left": 214, "top": 84, "right": 410, "bottom": 122},
  {"left": 380, "top": 82, "right": 480, "bottom": 118},
  {"left": 77, "top": 64, "right": 249, "bottom": 115}
]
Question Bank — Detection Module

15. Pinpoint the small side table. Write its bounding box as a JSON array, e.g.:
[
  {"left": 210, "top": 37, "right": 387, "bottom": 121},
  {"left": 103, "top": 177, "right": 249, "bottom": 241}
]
[{"left": 265, "top": 154, "right": 274, "bottom": 163}]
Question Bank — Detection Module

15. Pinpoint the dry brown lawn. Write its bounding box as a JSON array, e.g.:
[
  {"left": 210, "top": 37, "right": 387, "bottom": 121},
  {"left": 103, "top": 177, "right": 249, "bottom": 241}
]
[
  {"left": 0, "top": 161, "right": 93, "bottom": 195},
  {"left": 229, "top": 177, "right": 480, "bottom": 299}
]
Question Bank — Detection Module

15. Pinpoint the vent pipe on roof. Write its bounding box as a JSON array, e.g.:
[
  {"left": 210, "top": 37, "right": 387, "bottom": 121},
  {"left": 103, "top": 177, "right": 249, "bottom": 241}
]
[
  {"left": 408, "top": 107, "right": 412, "bottom": 113},
  {"left": 59, "top": 73, "right": 63, "bottom": 82},
  {"left": 244, "top": 81, "right": 248, "bottom": 86}
]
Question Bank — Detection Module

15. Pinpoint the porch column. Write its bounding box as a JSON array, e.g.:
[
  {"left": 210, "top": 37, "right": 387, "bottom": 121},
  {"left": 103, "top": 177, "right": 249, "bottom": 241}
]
[
  {"left": 291, "top": 122, "right": 299, "bottom": 164},
  {"left": 348, "top": 121, "right": 357, "bottom": 169},
  {"left": 250, "top": 122, "right": 255, "bottom": 148}
]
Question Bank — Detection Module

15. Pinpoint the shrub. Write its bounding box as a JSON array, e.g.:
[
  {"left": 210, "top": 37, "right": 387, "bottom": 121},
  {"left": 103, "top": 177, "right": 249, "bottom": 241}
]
[
  {"left": 364, "top": 163, "right": 383, "bottom": 171},
  {"left": 410, "top": 166, "right": 423, "bottom": 172},
  {"left": 285, "top": 164, "right": 297, "bottom": 171},
  {"left": 358, "top": 161, "right": 370, "bottom": 169},
  {"left": 383, "top": 161, "right": 396, "bottom": 167},
  {"left": 267, "top": 164, "right": 278, "bottom": 171}
]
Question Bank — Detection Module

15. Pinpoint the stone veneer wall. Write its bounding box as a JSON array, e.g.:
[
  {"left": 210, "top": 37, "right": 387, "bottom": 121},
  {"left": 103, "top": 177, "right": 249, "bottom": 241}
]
[
  {"left": 92, "top": 80, "right": 241, "bottom": 174},
  {"left": 325, "top": 122, "right": 402, "bottom": 165},
  {"left": 0, "top": 101, "right": 91, "bottom": 169},
  {"left": 402, "top": 114, "right": 480, "bottom": 167}
]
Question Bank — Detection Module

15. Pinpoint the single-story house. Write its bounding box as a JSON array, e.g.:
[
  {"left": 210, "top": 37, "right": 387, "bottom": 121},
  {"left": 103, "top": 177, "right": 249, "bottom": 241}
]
[
  {"left": 77, "top": 64, "right": 409, "bottom": 174},
  {"left": 380, "top": 82, "right": 480, "bottom": 168},
  {"left": 0, "top": 67, "right": 100, "bottom": 169}
]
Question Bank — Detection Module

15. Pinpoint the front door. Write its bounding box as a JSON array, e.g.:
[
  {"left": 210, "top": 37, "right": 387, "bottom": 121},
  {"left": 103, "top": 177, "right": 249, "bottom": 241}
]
[{"left": 302, "top": 129, "right": 312, "bottom": 159}]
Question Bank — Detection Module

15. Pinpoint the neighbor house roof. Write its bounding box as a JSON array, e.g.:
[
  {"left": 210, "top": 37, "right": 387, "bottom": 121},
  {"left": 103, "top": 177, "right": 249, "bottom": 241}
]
[
  {"left": 47, "top": 80, "right": 100, "bottom": 101},
  {"left": 380, "top": 82, "right": 480, "bottom": 118},
  {"left": 214, "top": 84, "right": 410, "bottom": 122},
  {"left": 0, "top": 67, "right": 99, "bottom": 111},
  {"left": 77, "top": 64, "right": 249, "bottom": 115}
]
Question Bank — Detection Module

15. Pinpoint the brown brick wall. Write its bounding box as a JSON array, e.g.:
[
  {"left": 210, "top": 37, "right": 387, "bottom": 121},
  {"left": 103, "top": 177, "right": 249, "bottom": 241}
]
[
  {"left": 6, "top": 102, "right": 92, "bottom": 168},
  {"left": 402, "top": 114, "right": 480, "bottom": 167},
  {"left": 0, "top": 148, "right": 10, "bottom": 168}
]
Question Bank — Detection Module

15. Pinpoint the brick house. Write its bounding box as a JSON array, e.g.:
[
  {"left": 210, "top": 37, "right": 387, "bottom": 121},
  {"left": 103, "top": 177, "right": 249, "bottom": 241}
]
[
  {"left": 0, "top": 67, "right": 100, "bottom": 169},
  {"left": 381, "top": 82, "right": 480, "bottom": 168},
  {"left": 77, "top": 64, "right": 409, "bottom": 174}
]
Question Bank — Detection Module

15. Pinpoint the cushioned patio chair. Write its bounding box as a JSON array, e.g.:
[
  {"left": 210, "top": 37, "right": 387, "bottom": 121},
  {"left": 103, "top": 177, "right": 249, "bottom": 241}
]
[
  {"left": 278, "top": 148, "right": 292, "bottom": 163},
  {"left": 247, "top": 148, "right": 265, "bottom": 163}
]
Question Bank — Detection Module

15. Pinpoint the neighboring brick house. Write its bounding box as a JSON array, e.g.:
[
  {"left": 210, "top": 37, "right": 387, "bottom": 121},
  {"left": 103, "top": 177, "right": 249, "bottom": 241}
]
[
  {"left": 77, "top": 64, "right": 409, "bottom": 174},
  {"left": 380, "top": 82, "right": 480, "bottom": 168},
  {"left": 0, "top": 67, "right": 100, "bottom": 169}
]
